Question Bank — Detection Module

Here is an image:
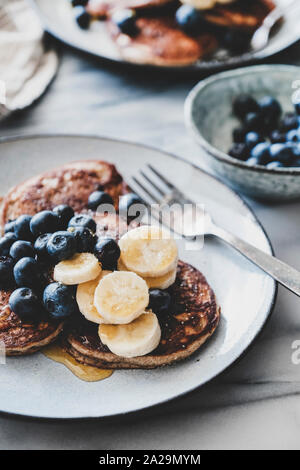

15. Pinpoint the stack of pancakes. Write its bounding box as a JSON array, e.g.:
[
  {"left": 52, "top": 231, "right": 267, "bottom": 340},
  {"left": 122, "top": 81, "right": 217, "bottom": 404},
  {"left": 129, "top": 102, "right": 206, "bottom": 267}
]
[
  {"left": 87, "top": 0, "right": 275, "bottom": 66},
  {"left": 0, "top": 160, "right": 219, "bottom": 369}
]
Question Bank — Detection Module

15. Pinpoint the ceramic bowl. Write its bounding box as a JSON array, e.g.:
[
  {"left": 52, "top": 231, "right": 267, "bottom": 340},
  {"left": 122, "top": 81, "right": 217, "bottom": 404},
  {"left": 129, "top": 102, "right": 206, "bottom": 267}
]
[{"left": 185, "top": 65, "right": 300, "bottom": 201}]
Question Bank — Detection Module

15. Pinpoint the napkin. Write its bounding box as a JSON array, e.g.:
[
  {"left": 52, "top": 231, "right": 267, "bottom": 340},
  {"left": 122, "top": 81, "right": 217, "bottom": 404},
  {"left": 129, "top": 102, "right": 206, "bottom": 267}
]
[{"left": 0, "top": 0, "right": 59, "bottom": 120}]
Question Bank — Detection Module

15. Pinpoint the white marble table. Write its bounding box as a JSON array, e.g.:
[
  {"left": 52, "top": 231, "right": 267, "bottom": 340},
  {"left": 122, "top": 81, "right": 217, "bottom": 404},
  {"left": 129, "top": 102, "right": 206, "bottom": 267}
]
[{"left": 0, "top": 40, "right": 300, "bottom": 450}]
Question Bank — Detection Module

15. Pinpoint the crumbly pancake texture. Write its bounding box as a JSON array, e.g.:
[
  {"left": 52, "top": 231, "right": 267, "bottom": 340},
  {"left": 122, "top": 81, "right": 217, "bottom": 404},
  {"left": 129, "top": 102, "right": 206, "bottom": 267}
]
[
  {"left": 87, "top": 0, "right": 174, "bottom": 18},
  {"left": 203, "top": 0, "right": 275, "bottom": 31},
  {"left": 0, "top": 290, "right": 64, "bottom": 356},
  {"left": 108, "top": 17, "right": 218, "bottom": 66},
  {"left": 64, "top": 260, "right": 220, "bottom": 369},
  {"left": 1, "top": 160, "right": 127, "bottom": 227}
]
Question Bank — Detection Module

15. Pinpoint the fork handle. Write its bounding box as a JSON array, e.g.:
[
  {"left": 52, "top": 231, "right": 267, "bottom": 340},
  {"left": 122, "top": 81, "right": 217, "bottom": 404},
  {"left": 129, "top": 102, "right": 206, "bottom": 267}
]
[
  {"left": 210, "top": 223, "right": 300, "bottom": 297},
  {"left": 263, "top": 0, "right": 298, "bottom": 27}
]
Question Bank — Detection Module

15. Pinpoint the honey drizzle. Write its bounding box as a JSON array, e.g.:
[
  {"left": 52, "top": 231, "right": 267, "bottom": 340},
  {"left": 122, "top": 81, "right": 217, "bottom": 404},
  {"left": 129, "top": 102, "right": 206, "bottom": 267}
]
[{"left": 43, "top": 343, "right": 113, "bottom": 382}]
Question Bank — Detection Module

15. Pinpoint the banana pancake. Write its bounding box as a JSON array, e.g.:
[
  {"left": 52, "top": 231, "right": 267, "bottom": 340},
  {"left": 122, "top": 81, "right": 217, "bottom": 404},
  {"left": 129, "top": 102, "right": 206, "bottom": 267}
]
[
  {"left": 108, "top": 16, "right": 218, "bottom": 66},
  {"left": 201, "top": 0, "right": 275, "bottom": 31},
  {"left": 1, "top": 160, "right": 128, "bottom": 228},
  {"left": 0, "top": 289, "right": 63, "bottom": 356},
  {"left": 86, "top": 0, "right": 175, "bottom": 18},
  {"left": 64, "top": 260, "right": 220, "bottom": 369}
]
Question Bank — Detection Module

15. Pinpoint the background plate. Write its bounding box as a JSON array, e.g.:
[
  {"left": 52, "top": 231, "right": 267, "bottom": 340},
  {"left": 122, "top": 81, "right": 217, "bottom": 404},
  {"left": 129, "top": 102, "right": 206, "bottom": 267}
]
[
  {"left": 31, "top": 0, "right": 300, "bottom": 72},
  {"left": 0, "top": 135, "right": 276, "bottom": 419}
]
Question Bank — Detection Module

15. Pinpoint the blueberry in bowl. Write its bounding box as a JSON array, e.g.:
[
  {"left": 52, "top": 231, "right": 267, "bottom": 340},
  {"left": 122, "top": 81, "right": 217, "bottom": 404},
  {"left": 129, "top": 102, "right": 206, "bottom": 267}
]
[{"left": 185, "top": 64, "right": 300, "bottom": 201}]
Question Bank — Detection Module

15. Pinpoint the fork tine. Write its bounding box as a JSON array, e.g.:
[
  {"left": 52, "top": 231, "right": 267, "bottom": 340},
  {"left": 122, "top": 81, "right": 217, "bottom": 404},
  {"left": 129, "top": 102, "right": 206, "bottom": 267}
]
[
  {"left": 132, "top": 176, "right": 160, "bottom": 203},
  {"left": 139, "top": 170, "right": 166, "bottom": 197},
  {"left": 147, "top": 164, "right": 174, "bottom": 190}
]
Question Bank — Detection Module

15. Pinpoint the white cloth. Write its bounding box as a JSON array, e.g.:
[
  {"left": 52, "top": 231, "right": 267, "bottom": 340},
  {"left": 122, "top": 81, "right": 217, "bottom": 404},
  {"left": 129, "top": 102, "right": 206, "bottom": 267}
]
[{"left": 0, "top": 0, "right": 58, "bottom": 119}]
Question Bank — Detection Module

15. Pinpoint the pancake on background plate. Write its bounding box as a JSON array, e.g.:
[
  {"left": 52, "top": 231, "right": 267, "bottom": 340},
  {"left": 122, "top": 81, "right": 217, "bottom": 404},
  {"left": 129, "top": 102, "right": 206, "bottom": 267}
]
[{"left": 108, "top": 16, "right": 218, "bottom": 66}]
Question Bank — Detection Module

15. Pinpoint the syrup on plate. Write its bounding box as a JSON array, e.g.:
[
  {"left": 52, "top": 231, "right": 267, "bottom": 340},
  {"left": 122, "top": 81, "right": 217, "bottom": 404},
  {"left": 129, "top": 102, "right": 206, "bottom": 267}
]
[{"left": 43, "top": 343, "right": 113, "bottom": 382}]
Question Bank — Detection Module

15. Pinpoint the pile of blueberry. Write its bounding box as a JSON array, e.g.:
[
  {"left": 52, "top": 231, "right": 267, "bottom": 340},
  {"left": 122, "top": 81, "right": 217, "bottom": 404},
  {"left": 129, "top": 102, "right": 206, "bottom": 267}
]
[
  {"left": 0, "top": 188, "right": 141, "bottom": 323},
  {"left": 228, "top": 94, "right": 300, "bottom": 169}
]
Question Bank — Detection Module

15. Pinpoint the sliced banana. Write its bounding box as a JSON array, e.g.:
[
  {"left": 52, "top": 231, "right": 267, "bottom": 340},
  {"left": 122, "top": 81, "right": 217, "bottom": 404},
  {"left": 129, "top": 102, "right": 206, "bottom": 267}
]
[
  {"left": 99, "top": 312, "right": 161, "bottom": 358},
  {"left": 118, "top": 259, "right": 177, "bottom": 290},
  {"left": 94, "top": 271, "right": 149, "bottom": 324},
  {"left": 119, "top": 225, "right": 178, "bottom": 278},
  {"left": 76, "top": 270, "right": 112, "bottom": 324},
  {"left": 54, "top": 252, "right": 101, "bottom": 285}
]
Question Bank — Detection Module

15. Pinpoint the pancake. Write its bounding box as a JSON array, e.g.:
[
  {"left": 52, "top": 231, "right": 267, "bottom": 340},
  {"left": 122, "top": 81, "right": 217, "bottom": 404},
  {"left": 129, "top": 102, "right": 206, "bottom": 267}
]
[
  {"left": 202, "top": 0, "right": 276, "bottom": 31},
  {"left": 63, "top": 260, "right": 220, "bottom": 369},
  {"left": 108, "top": 16, "right": 218, "bottom": 66},
  {"left": 1, "top": 160, "right": 127, "bottom": 228},
  {"left": 86, "top": 0, "right": 175, "bottom": 18},
  {"left": 0, "top": 289, "right": 63, "bottom": 356}
]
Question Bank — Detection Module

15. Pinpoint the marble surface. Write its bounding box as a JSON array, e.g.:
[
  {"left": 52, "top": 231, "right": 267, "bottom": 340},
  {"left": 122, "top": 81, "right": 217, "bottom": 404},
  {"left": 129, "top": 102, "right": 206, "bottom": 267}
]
[{"left": 0, "top": 37, "right": 300, "bottom": 449}]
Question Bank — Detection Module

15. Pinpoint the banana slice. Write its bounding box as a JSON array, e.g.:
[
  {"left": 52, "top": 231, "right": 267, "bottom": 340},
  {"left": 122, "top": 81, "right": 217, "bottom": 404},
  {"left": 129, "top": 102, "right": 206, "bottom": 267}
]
[
  {"left": 119, "top": 225, "right": 178, "bottom": 278},
  {"left": 118, "top": 259, "right": 177, "bottom": 290},
  {"left": 94, "top": 271, "right": 149, "bottom": 324},
  {"left": 76, "top": 270, "right": 112, "bottom": 324},
  {"left": 54, "top": 252, "right": 101, "bottom": 285},
  {"left": 99, "top": 312, "right": 161, "bottom": 358}
]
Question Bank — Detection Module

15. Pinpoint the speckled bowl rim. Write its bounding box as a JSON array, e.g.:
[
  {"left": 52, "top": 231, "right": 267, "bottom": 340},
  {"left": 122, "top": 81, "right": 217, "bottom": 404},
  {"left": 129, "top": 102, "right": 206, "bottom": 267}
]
[{"left": 184, "top": 64, "right": 300, "bottom": 175}]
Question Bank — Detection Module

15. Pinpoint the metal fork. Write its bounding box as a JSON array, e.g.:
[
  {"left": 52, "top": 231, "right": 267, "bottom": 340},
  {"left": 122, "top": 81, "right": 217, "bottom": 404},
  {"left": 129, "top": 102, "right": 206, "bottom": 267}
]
[
  {"left": 130, "top": 164, "right": 300, "bottom": 297},
  {"left": 251, "top": 0, "right": 300, "bottom": 51}
]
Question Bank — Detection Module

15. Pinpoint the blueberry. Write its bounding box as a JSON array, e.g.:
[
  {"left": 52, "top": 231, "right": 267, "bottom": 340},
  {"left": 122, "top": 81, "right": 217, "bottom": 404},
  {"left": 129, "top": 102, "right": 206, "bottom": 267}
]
[
  {"left": 43, "top": 283, "right": 78, "bottom": 320},
  {"left": 47, "top": 231, "right": 77, "bottom": 262},
  {"left": 175, "top": 5, "right": 203, "bottom": 35},
  {"left": 245, "top": 132, "right": 264, "bottom": 150},
  {"left": 30, "top": 210, "right": 60, "bottom": 238},
  {"left": 4, "top": 220, "right": 16, "bottom": 234},
  {"left": 294, "top": 102, "right": 300, "bottom": 116},
  {"left": 14, "top": 215, "right": 32, "bottom": 241},
  {"left": 68, "top": 214, "right": 97, "bottom": 233},
  {"left": 250, "top": 143, "right": 271, "bottom": 165},
  {"left": 74, "top": 6, "right": 91, "bottom": 29},
  {"left": 34, "top": 233, "right": 52, "bottom": 262},
  {"left": 94, "top": 238, "right": 120, "bottom": 269},
  {"left": 266, "top": 161, "right": 285, "bottom": 169},
  {"left": 53, "top": 205, "right": 74, "bottom": 230},
  {"left": 286, "top": 129, "right": 299, "bottom": 142},
  {"left": 13, "top": 257, "right": 44, "bottom": 290},
  {"left": 232, "top": 94, "right": 258, "bottom": 120},
  {"left": 292, "top": 158, "right": 300, "bottom": 167},
  {"left": 111, "top": 9, "right": 137, "bottom": 35},
  {"left": 269, "top": 143, "right": 294, "bottom": 165},
  {"left": 88, "top": 191, "right": 114, "bottom": 211},
  {"left": 9, "top": 241, "right": 35, "bottom": 261},
  {"left": 222, "top": 30, "right": 250, "bottom": 53},
  {"left": 9, "top": 287, "right": 42, "bottom": 321},
  {"left": 232, "top": 127, "right": 247, "bottom": 143},
  {"left": 270, "top": 129, "right": 286, "bottom": 143},
  {"left": 71, "top": 0, "right": 88, "bottom": 6},
  {"left": 246, "top": 157, "right": 260, "bottom": 166},
  {"left": 71, "top": 226, "right": 97, "bottom": 252},
  {"left": 244, "top": 112, "right": 263, "bottom": 132},
  {"left": 0, "top": 256, "right": 15, "bottom": 288},
  {"left": 148, "top": 289, "right": 171, "bottom": 316},
  {"left": 0, "top": 232, "right": 18, "bottom": 256},
  {"left": 279, "top": 112, "right": 298, "bottom": 132},
  {"left": 119, "top": 193, "right": 145, "bottom": 220},
  {"left": 258, "top": 96, "right": 282, "bottom": 121},
  {"left": 228, "top": 143, "right": 249, "bottom": 161}
]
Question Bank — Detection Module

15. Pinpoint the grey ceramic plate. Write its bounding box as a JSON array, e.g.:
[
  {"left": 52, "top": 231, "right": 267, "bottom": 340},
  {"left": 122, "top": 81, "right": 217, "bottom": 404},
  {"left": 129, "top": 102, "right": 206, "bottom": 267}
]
[
  {"left": 31, "top": 0, "right": 300, "bottom": 72},
  {"left": 0, "top": 135, "right": 276, "bottom": 419}
]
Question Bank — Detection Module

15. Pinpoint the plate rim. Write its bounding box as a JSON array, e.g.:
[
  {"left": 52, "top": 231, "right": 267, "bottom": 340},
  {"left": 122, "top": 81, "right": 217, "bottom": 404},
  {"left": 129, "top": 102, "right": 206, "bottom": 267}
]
[
  {"left": 0, "top": 133, "right": 277, "bottom": 421},
  {"left": 29, "top": 0, "right": 300, "bottom": 73}
]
